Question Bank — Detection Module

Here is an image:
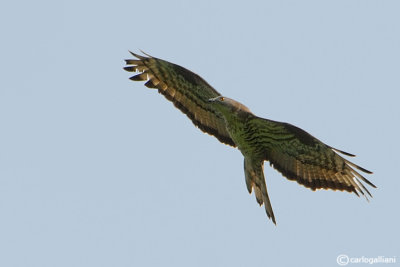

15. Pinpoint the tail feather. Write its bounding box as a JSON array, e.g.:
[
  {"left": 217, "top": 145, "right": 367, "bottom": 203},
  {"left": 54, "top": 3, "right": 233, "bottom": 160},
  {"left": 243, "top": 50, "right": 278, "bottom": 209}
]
[{"left": 244, "top": 158, "right": 276, "bottom": 224}]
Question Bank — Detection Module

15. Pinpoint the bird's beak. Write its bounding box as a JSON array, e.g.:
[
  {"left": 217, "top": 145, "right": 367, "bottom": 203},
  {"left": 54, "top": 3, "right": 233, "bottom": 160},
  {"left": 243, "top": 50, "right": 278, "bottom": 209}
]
[{"left": 208, "top": 97, "right": 218, "bottom": 102}]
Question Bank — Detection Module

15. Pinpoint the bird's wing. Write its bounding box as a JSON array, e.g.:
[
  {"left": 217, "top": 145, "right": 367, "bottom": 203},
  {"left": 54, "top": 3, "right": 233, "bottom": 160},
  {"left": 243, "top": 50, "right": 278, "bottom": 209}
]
[
  {"left": 247, "top": 116, "right": 376, "bottom": 197},
  {"left": 124, "top": 52, "right": 235, "bottom": 147}
]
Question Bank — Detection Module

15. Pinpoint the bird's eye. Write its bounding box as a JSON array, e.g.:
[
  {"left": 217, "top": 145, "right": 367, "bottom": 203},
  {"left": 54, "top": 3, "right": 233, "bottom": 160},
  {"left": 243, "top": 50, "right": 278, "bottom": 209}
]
[{"left": 220, "top": 97, "right": 225, "bottom": 101}]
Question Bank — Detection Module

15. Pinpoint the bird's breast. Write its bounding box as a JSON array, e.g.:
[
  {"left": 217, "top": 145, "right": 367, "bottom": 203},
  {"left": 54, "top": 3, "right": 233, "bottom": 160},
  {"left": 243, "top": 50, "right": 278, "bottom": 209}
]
[{"left": 225, "top": 119, "right": 263, "bottom": 159}]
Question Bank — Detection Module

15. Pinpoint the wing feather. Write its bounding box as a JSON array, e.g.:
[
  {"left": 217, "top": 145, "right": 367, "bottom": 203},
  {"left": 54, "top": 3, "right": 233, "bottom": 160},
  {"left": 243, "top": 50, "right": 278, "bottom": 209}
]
[
  {"left": 246, "top": 117, "right": 376, "bottom": 197},
  {"left": 124, "top": 52, "right": 235, "bottom": 147}
]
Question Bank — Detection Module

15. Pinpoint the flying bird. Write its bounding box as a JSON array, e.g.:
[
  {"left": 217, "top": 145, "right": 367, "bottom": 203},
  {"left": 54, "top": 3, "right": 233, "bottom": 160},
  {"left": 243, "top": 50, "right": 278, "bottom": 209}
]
[{"left": 124, "top": 51, "right": 375, "bottom": 224}]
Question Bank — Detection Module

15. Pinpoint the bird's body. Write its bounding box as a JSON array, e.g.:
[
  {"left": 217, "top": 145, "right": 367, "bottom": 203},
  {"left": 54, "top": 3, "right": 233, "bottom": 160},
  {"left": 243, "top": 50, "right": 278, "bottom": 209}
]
[
  {"left": 124, "top": 52, "right": 376, "bottom": 224},
  {"left": 210, "top": 98, "right": 254, "bottom": 155}
]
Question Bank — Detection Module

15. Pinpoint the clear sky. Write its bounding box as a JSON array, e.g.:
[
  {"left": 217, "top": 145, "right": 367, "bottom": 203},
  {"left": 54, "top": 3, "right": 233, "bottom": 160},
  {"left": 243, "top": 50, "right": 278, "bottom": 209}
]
[{"left": 1, "top": 0, "right": 399, "bottom": 266}]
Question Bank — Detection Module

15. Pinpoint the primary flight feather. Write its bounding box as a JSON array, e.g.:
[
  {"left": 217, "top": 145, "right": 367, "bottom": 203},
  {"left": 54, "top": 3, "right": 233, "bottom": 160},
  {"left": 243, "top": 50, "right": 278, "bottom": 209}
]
[{"left": 124, "top": 51, "right": 375, "bottom": 224}]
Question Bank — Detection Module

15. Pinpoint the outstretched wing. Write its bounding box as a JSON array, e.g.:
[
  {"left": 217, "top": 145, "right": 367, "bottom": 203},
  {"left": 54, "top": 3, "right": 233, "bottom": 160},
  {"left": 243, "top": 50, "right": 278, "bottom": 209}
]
[
  {"left": 247, "top": 116, "right": 376, "bottom": 197},
  {"left": 124, "top": 52, "right": 235, "bottom": 147}
]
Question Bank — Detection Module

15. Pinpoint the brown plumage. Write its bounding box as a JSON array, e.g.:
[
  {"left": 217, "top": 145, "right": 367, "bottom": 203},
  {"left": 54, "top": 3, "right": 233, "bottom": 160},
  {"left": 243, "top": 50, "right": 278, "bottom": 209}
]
[
  {"left": 124, "top": 51, "right": 376, "bottom": 224},
  {"left": 124, "top": 52, "right": 235, "bottom": 147}
]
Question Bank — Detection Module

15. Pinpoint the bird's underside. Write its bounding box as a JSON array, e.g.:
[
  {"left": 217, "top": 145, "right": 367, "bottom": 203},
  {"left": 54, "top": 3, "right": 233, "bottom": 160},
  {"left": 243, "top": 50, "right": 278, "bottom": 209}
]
[{"left": 124, "top": 51, "right": 376, "bottom": 224}]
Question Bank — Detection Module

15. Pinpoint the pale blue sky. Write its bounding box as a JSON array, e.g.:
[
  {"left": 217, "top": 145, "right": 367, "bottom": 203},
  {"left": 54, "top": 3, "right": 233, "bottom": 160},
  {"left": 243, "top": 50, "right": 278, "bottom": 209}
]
[{"left": 1, "top": 0, "right": 399, "bottom": 266}]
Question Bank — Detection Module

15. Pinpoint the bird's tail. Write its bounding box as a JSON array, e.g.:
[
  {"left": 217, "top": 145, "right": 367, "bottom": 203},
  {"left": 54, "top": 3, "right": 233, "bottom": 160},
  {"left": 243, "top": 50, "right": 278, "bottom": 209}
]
[{"left": 244, "top": 158, "right": 276, "bottom": 224}]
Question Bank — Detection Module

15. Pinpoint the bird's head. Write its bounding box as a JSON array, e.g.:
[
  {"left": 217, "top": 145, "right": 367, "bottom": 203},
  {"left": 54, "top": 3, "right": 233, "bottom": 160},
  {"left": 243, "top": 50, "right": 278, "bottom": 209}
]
[{"left": 208, "top": 96, "right": 251, "bottom": 116}]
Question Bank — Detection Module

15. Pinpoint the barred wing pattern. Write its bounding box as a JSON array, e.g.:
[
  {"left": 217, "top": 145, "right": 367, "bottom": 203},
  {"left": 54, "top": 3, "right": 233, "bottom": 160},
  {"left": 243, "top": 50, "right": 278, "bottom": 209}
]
[
  {"left": 247, "top": 117, "right": 375, "bottom": 196},
  {"left": 124, "top": 52, "right": 235, "bottom": 147}
]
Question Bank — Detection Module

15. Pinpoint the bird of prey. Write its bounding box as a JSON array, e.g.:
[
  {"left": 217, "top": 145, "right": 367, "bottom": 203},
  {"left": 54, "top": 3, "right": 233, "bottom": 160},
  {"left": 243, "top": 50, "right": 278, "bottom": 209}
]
[{"left": 124, "top": 51, "right": 375, "bottom": 224}]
